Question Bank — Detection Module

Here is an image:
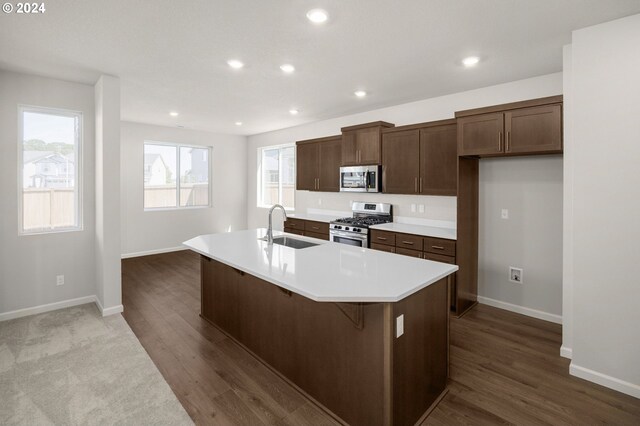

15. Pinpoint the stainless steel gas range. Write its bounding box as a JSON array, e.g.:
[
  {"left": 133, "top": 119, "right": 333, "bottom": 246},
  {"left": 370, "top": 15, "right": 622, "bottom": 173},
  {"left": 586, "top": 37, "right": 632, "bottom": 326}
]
[{"left": 329, "top": 202, "right": 392, "bottom": 248}]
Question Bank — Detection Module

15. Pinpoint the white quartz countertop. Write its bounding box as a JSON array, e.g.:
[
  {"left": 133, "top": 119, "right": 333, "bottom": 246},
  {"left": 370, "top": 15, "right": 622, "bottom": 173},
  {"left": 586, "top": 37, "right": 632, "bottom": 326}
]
[
  {"left": 286, "top": 213, "right": 339, "bottom": 223},
  {"left": 369, "top": 222, "right": 457, "bottom": 240},
  {"left": 183, "top": 229, "right": 458, "bottom": 303}
]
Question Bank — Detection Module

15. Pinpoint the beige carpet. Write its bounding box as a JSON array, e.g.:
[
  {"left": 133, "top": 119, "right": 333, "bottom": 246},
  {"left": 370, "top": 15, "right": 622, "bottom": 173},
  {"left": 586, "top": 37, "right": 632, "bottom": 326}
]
[{"left": 0, "top": 303, "right": 193, "bottom": 425}]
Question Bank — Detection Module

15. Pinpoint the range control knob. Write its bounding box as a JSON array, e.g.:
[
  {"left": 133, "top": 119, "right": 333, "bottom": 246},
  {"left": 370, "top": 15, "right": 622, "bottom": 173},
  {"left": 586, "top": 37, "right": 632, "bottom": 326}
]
[
  {"left": 354, "top": 228, "right": 361, "bottom": 232},
  {"left": 345, "top": 227, "right": 350, "bottom": 231},
  {"left": 335, "top": 225, "right": 342, "bottom": 230}
]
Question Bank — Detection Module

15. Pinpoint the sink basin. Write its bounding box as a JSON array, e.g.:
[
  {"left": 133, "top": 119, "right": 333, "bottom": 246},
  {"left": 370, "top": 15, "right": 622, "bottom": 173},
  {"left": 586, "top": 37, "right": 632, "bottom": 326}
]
[{"left": 262, "top": 236, "right": 319, "bottom": 249}]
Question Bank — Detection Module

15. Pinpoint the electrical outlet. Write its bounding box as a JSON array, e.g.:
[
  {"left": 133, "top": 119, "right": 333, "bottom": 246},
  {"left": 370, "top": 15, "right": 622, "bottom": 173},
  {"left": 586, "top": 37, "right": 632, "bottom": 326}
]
[
  {"left": 509, "top": 267, "right": 523, "bottom": 284},
  {"left": 318, "top": 198, "right": 322, "bottom": 206},
  {"left": 418, "top": 204, "right": 425, "bottom": 213},
  {"left": 396, "top": 314, "right": 404, "bottom": 338},
  {"left": 501, "top": 209, "right": 509, "bottom": 219},
  {"left": 411, "top": 204, "right": 416, "bottom": 213},
  {"left": 56, "top": 275, "right": 65, "bottom": 286}
]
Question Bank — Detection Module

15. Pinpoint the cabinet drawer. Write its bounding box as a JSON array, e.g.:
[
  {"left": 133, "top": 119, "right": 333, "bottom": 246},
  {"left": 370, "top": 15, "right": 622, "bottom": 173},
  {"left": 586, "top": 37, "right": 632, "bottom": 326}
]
[
  {"left": 395, "top": 247, "right": 422, "bottom": 258},
  {"left": 305, "top": 231, "right": 329, "bottom": 241},
  {"left": 395, "top": 233, "right": 423, "bottom": 251},
  {"left": 370, "top": 243, "right": 395, "bottom": 253},
  {"left": 370, "top": 230, "right": 396, "bottom": 246},
  {"left": 423, "top": 252, "right": 456, "bottom": 264},
  {"left": 423, "top": 237, "right": 456, "bottom": 256},
  {"left": 284, "top": 218, "right": 305, "bottom": 230},
  {"left": 304, "top": 220, "right": 329, "bottom": 235},
  {"left": 284, "top": 228, "right": 304, "bottom": 236}
]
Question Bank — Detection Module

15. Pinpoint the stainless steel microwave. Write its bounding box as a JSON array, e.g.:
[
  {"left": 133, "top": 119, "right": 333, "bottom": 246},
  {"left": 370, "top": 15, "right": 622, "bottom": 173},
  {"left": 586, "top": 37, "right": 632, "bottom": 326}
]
[{"left": 339, "top": 165, "right": 382, "bottom": 192}]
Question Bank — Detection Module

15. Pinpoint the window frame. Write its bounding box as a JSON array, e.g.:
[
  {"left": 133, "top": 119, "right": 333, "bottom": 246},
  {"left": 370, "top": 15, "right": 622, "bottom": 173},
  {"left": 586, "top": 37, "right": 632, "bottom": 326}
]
[
  {"left": 18, "top": 105, "right": 83, "bottom": 235},
  {"left": 257, "top": 143, "right": 296, "bottom": 211},
  {"left": 143, "top": 140, "right": 212, "bottom": 211}
]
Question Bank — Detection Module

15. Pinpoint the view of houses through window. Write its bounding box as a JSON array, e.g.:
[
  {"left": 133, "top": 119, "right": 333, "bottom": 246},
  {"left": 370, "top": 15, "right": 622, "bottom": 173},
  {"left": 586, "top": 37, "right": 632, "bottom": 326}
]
[
  {"left": 259, "top": 145, "right": 295, "bottom": 209},
  {"left": 143, "top": 142, "right": 210, "bottom": 209},
  {"left": 20, "top": 107, "right": 81, "bottom": 233}
]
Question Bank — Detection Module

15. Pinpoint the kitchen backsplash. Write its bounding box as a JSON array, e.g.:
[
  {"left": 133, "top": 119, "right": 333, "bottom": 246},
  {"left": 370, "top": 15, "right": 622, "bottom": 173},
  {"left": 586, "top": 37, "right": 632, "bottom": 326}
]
[{"left": 295, "top": 191, "right": 456, "bottom": 226}]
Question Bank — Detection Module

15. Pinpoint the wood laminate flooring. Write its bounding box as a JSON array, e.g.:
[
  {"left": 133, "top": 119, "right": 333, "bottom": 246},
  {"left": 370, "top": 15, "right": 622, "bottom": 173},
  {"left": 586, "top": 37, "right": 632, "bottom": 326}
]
[{"left": 122, "top": 250, "right": 640, "bottom": 425}]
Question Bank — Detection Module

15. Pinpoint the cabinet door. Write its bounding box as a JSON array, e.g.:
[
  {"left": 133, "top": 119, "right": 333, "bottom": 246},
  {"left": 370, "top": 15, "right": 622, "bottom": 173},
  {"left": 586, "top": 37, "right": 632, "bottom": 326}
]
[
  {"left": 382, "top": 130, "right": 420, "bottom": 194},
  {"left": 505, "top": 104, "right": 562, "bottom": 155},
  {"left": 357, "top": 127, "right": 382, "bottom": 165},
  {"left": 296, "top": 143, "right": 318, "bottom": 190},
  {"left": 317, "top": 138, "right": 342, "bottom": 192},
  {"left": 341, "top": 130, "right": 358, "bottom": 166},
  {"left": 420, "top": 124, "right": 457, "bottom": 196},
  {"left": 457, "top": 112, "right": 504, "bottom": 156}
]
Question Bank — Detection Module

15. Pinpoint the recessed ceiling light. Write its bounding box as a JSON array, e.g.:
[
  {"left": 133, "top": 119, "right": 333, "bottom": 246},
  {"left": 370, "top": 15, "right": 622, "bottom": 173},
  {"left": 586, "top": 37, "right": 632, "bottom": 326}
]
[
  {"left": 280, "top": 64, "right": 295, "bottom": 73},
  {"left": 462, "top": 56, "right": 480, "bottom": 67},
  {"left": 169, "top": 111, "right": 179, "bottom": 117},
  {"left": 235, "top": 121, "right": 243, "bottom": 126},
  {"left": 227, "top": 59, "right": 244, "bottom": 69},
  {"left": 306, "top": 9, "right": 328, "bottom": 24},
  {"left": 289, "top": 109, "right": 299, "bottom": 115},
  {"left": 354, "top": 90, "right": 367, "bottom": 98}
]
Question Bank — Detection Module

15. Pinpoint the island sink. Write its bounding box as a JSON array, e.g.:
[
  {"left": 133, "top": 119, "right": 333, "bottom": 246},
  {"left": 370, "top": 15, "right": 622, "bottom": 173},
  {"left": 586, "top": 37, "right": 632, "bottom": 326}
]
[{"left": 261, "top": 236, "right": 319, "bottom": 249}]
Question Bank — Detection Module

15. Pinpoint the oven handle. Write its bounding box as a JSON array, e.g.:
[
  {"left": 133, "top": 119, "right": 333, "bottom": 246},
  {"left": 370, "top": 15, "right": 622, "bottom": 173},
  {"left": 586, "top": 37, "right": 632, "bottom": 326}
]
[{"left": 330, "top": 230, "right": 368, "bottom": 241}]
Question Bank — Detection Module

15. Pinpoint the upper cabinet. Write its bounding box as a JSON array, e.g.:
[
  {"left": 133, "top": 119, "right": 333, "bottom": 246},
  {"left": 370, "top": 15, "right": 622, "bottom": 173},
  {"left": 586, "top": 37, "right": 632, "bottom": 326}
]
[
  {"left": 456, "top": 96, "right": 563, "bottom": 157},
  {"left": 296, "top": 135, "right": 342, "bottom": 192},
  {"left": 381, "top": 119, "right": 457, "bottom": 196},
  {"left": 341, "top": 121, "right": 395, "bottom": 166}
]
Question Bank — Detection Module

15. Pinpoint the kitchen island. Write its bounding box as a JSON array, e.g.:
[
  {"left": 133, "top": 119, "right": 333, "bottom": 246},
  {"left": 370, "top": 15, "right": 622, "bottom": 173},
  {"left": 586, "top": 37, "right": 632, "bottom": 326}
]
[{"left": 184, "top": 229, "right": 458, "bottom": 426}]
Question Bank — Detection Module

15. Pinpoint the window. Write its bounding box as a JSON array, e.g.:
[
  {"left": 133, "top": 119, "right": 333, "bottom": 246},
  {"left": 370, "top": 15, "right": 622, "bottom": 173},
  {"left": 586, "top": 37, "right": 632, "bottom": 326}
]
[
  {"left": 258, "top": 144, "right": 295, "bottom": 209},
  {"left": 143, "top": 142, "right": 211, "bottom": 210},
  {"left": 19, "top": 106, "right": 82, "bottom": 234}
]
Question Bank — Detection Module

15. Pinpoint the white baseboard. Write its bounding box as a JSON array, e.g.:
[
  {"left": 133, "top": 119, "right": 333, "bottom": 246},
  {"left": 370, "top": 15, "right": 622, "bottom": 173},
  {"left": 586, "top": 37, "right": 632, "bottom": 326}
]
[
  {"left": 93, "top": 297, "right": 123, "bottom": 317},
  {"left": 121, "top": 246, "right": 187, "bottom": 259},
  {"left": 560, "top": 345, "right": 573, "bottom": 359},
  {"left": 477, "top": 296, "right": 562, "bottom": 324},
  {"left": 0, "top": 295, "right": 97, "bottom": 322},
  {"left": 570, "top": 363, "right": 640, "bottom": 399}
]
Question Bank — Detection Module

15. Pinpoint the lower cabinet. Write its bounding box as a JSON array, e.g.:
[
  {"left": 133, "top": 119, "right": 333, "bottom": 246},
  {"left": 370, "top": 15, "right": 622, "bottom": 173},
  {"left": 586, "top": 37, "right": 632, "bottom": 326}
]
[
  {"left": 284, "top": 218, "right": 330, "bottom": 240},
  {"left": 370, "top": 229, "right": 460, "bottom": 312}
]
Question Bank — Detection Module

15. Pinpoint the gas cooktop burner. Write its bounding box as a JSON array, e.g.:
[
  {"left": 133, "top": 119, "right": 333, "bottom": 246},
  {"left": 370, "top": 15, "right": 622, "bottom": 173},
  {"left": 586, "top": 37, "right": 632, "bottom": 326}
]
[{"left": 332, "top": 216, "right": 391, "bottom": 228}]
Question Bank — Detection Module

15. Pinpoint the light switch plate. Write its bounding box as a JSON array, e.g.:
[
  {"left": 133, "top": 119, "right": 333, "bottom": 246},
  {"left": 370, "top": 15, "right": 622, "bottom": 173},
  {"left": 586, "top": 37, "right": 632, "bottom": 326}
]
[
  {"left": 501, "top": 209, "right": 509, "bottom": 219},
  {"left": 396, "top": 314, "right": 404, "bottom": 338},
  {"left": 411, "top": 204, "right": 416, "bottom": 213},
  {"left": 418, "top": 204, "right": 425, "bottom": 213}
]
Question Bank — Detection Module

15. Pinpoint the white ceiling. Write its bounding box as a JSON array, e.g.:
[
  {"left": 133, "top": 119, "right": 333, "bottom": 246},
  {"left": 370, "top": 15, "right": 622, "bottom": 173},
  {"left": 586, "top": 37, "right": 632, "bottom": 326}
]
[{"left": 1, "top": 1, "right": 640, "bottom": 136}]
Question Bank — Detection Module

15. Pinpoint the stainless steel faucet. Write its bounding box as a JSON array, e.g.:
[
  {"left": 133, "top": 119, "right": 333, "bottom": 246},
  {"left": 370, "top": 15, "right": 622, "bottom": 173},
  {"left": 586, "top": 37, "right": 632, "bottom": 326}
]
[{"left": 266, "top": 204, "right": 287, "bottom": 244}]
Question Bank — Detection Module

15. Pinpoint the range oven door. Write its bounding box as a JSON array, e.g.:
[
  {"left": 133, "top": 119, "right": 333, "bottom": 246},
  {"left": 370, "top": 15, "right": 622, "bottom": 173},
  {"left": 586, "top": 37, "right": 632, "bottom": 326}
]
[{"left": 330, "top": 230, "right": 368, "bottom": 248}]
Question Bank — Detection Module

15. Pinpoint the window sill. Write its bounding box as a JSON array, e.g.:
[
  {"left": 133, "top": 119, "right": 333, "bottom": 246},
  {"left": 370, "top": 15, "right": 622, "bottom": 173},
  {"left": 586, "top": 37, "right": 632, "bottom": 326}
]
[
  {"left": 20, "top": 226, "right": 84, "bottom": 236},
  {"left": 144, "top": 205, "right": 212, "bottom": 212}
]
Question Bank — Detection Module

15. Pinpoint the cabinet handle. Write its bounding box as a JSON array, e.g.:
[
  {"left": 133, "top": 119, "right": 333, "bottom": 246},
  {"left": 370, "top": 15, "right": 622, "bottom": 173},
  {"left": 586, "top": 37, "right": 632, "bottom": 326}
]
[
  {"left": 312, "top": 226, "right": 319, "bottom": 230},
  {"left": 419, "top": 177, "right": 423, "bottom": 193},
  {"left": 498, "top": 132, "right": 502, "bottom": 151},
  {"left": 414, "top": 177, "right": 418, "bottom": 193},
  {"left": 316, "top": 178, "right": 319, "bottom": 189},
  {"left": 432, "top": 245, "right": 445, "bottom": 250},
  {"left": 377, "top": 236, "right": 388, "bottom": 241},
  {"left": 401, "top": 241, "right": 414, "bottom": 245},
  {"left": 506, "top": 131, "right": 510, "bottom": 152}
]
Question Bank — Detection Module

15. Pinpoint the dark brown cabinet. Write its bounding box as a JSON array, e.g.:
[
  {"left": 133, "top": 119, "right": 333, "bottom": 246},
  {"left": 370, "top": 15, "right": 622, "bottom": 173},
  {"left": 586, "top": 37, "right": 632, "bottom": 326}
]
[
  {"left": 296, "top": 135, "right": 342, "bottom": 192},
  {"left": 381, "top": 120, "right": 457, "bottom": 196},
  {"left": 284, "top": 218, "right": 329, "bottom": 240},
  {"left": 341, "top": 121, "right": 395, "bottom": 166},
  {"left": 457, "top": 96, "right": 563, "bottom": 157},
  {"left": 369, "top": 229, "right": 460, "bottom": 313}
]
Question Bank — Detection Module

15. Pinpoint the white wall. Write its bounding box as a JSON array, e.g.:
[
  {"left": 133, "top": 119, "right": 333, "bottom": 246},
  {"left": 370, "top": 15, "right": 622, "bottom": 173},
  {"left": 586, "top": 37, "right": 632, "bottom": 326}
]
[
  {"left": 120, "top": 121, "right": 247, "bottom": 256},
  {"left": 0, "top": 71, "right": 96, "bottom": 315},
  {"left": 567, "top": 13, "right": 640, "bottom": 398},
  {"left": 247, "top": 73, "right": 563, "bottom": 318},
  {"left": 95, "top": 75, "right": 122, "bottom": 313}
]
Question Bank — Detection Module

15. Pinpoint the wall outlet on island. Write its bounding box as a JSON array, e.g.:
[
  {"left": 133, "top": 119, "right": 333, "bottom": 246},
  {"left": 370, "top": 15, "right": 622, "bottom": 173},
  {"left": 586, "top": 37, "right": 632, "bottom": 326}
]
[
  {"left": 501, "top": 209, "right": 509, "bottom": 219},
  {"left": 509, "top": 267, "right": 523, "bottom": 284},
  {"left": 56, "top": 275, "right": 65, "bottom": 286}
]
